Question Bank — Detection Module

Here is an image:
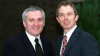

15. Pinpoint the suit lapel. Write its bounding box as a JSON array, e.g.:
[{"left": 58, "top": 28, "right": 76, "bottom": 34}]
[
  {"left": 22, "top": 32, "right": 37, "bottom": 56},
  {"left": 57, "top": 35, "right": 63, "bottom": 56},
  {"left": 63, "top": 27, "right": 81, "bottom": 56},
  {"left": 40, "top": 36, "right": 48, "bottom": 56}
]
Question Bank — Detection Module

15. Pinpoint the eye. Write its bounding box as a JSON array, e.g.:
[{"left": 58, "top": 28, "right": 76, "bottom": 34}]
[
  {"left": 59, "top": 14, "right": 64, "bottom": 17},
  {"left": 68, "top": 14, "right": 71, "bottom": 15},
  {"left": 60, "top": 15, "right": 63, "bottom": 16},
  {"left": 38, "top": 18, "right": 43, "bottom": 21},
  {"left": 29, "top": 19, "right": 33, "bottom": 22}
]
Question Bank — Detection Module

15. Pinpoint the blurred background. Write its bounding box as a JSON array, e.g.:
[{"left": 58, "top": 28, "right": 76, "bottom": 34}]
[{"left": 0, "top": 0, "right": 100, "bottom": 56}]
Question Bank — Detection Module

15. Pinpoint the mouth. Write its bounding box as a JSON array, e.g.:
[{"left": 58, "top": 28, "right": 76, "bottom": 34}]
[
  {"left": 64, "top": 21, "right": 69, "bottom": 25},
  {"left": 32, "top": 28, "right": 39, "bottom": 30}
]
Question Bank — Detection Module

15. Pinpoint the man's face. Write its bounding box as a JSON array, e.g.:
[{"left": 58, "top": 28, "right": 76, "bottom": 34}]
[
  {"left": 56, "top": 5, "right": 78, "bottom": 33},
  {"left": 23, "top": 10, "right": 45, "bottom": 37}
]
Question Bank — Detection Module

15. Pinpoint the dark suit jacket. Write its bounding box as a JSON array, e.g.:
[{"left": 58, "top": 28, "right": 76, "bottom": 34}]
[
  {"left": 55, "top": 27, "right": 99, "bottom": 56},
  {"left": 4, "top": 32, "right": 53, "bottom": 56}
]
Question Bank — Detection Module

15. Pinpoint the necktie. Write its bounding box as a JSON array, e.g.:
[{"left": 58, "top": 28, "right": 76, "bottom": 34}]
[
  {"left": 61, "top": 35, "right": 67, "bottom": 56},
  {"left": 35, "top": 38, "right": 43, "bottom": 56}
]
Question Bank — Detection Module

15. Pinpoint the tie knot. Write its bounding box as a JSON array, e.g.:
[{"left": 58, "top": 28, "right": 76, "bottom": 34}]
[
  {"left": 64, "top": 35, "right": 67, "bottom": 41},
  {"left": 35, "top": 38, "right": 38, "bottom": 43},
  {"left": 64, "top": 35, "right": 67, "bottom": 38},
  {"left": 64, "top": 35, "right": 66, "bottom": 37}
]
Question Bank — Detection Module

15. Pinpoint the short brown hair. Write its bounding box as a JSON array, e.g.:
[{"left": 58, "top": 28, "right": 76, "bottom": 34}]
[{"left": 56, "top": 1, "right": 79, "bottom": 17}]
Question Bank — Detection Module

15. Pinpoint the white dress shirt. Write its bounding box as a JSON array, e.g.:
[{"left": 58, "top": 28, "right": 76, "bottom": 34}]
[
  {"left": 60, "top": 25, "right": 77, "bottom": 56},
  {"left": 25, "top": 31, "right": 43, "bottom": 52}
]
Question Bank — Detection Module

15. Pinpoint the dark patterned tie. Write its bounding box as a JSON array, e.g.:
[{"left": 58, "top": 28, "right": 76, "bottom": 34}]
[
  {"left": 61, "top": 35, "right": 67, "bottom": 56},
  {"left": 35, "top": 38, "right": 43, "bottom": 56}
]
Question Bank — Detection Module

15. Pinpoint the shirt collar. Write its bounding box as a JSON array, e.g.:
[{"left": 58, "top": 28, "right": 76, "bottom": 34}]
[
  {"left": 25, "top": 31, "right": 40, "bottom": 43},
  {"left": 64, "top": 25, "right": 77, "bottom": 38}
]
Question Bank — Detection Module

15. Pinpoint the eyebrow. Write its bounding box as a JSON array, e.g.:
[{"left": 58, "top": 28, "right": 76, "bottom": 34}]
[
  {"left": 59, "top": 12, "right": 72, "bottom": 14},
  {"left": 38, "top": 18, "right": 43, "bottom": 19},
  {"left": 67, "top": 12, "right": 73, "bottom": 14},
  {"left": 59, "top": 13, "right": 64, "bottom": 15}
]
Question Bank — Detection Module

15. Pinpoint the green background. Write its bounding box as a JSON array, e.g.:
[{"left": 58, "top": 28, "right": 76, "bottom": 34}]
[{"left": 76, "top": 0, "right": 100, "bottom": 55}]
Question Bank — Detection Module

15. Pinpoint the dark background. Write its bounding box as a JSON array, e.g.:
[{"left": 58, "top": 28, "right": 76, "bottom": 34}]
[{"left": 0, "top": 0, "right": 100, "bottom": 56}]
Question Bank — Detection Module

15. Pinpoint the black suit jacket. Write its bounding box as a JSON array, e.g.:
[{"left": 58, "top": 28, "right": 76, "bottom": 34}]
[
  {"left": 4, "top": 32, "right": 53, "bottom": 56},
  {"left": 55, "top": 27, "right": 99, "bottom": 56}
]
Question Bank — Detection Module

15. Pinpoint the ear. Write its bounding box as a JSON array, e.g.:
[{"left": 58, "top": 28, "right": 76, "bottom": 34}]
[
  {"left": 75, "top": 15, "right": 79, "bottom": 21},
  {"left": 23, "top": 21, "right": 26, "bottom": 27},
  {"left": 56, "top": 17, "right": 60, "bottom": 23}
]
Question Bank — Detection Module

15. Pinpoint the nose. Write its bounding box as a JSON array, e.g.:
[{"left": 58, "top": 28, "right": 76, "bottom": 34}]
[
  {"left": 34, "top": 20, "right": 38, "bottom": 26},
  {"left": 64, "top": 15, "right": 68, "bottom": 20}
]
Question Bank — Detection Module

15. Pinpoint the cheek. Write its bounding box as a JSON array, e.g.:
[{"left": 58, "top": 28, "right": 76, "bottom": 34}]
[
  {"left": 26, "top": 24, "right": 32, "bottom": 29},
  {"left": 40, "top": 24, "right": 44, "bottom": 27},
  {"left": 39, "top": 22, "right": 45, "bottom": 26},
  {"left": 58, "top": 19, "right": 62, "bottom": 23}
]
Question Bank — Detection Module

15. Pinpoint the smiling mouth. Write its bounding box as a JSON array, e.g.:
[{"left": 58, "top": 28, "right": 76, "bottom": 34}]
[
  {"left": 64, "top": 21, "right": 69, "bottom": 25},
  {"left": 33, "top": 28, "right": 39, "bottom": 30}
]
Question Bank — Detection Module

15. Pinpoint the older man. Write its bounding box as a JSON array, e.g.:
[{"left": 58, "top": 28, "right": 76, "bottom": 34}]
[{"left": 4, "top": 6, "right": 53, "bottom": 56}]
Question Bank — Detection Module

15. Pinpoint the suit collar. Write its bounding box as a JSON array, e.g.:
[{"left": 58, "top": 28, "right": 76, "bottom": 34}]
[
  {"left": 64, "top": 25, "right": 77, "bottom": 43},
  {"left": 56, "top": 35, "right": 63, "bottom": 56},
  {"left": 25, "top": 31, "right": 41, "bottom": 44},
  {"left": 25, "top": 31, "right": 43, "bottom": 52},
  {"left": 22, "top": 32, "right": 37, "bottom": 56},
  {"left": 22, "top": 32, "right": 48, "bottom": 56},
  {"left": 40, "top": 36, "right": 50, "bottom": 56},
  {"left": 63, "top": 27, "right": 81, "bottom": 56}
]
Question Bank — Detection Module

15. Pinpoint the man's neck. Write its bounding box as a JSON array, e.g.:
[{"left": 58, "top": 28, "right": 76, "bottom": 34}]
[{"left": 64, "top": 25, "right": 77, "bottom": 34}]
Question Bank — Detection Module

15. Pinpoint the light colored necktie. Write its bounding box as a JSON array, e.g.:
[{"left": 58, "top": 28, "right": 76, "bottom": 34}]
[{"left": 61, "top": 35, "right": 67, "bottom": 56}]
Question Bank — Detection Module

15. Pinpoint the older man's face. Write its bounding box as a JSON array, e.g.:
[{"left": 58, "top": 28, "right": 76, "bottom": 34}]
[{"left": 23, "top": 10, "right": 45, "bottom": 37}]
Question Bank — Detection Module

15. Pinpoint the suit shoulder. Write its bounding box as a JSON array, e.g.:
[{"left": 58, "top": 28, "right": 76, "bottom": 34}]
[
  {"left": 5, "top": 32, "right": 24, "bottom": 43},
  {"left": 80, "top": 30, "right": 94, "bottom": 38},
  {"left": 55, "top": 35, "right": 63, "bottom": 43},
  {"left": 41, "top": 36, "right": 52, "bottom": 44},
  {"left": 55, "top": 35, "right": 63, "bottom": 41},
  {"left": 79, "top": 29, "right": 97, "bottom": 42}
]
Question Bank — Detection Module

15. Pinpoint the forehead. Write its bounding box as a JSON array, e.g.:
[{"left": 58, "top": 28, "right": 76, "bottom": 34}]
[
  {"left": 58, "top": 5, "right": 74, "bottom": 13},
  {"left": 26, "top": 10, "right": 43, "bottom": 18}
]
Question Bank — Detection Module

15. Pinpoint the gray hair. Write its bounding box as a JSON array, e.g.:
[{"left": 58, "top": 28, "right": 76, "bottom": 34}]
[{"left": 22, "top": 6, "right": 45, "bottom": 22}]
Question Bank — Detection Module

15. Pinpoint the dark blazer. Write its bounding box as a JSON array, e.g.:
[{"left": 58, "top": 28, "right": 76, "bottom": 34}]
[
  {"left": 4, "top": 32, "right": 53, "bottom": 56},
  {"left": 55, "top": 27, "right": 99, "bottom": 56}
]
